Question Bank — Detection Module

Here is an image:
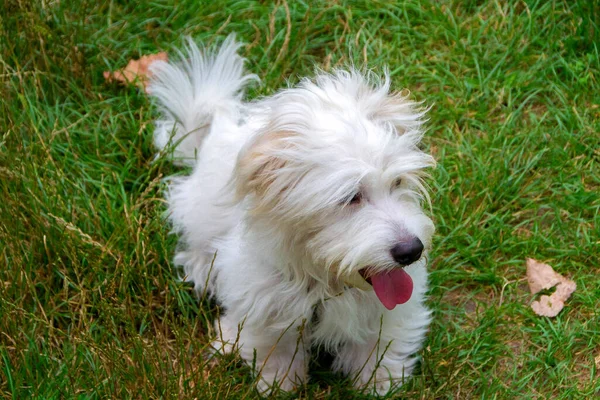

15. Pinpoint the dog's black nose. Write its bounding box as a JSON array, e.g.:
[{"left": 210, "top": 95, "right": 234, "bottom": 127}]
[{"left": 391, "top": 238, "right": 424, "bottom": 266}]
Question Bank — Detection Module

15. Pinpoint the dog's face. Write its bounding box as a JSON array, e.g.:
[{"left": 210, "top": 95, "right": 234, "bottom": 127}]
[{"left": 235, "top": 71, "right": 434, "bottom": 308}]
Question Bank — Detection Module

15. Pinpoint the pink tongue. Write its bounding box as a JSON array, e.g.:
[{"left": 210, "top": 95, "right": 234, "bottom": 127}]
[{"left": 371, "top": 269, "right": 413, "bottom": 310}]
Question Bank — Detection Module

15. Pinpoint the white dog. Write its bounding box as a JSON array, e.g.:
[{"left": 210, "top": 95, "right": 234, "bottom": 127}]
[{"left": 149, "top": 35, "right": 435, "bottom": 396}]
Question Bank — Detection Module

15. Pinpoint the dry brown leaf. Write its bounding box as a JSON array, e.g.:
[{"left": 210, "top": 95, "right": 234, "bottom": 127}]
[
  {"left": 526, "top": 258, "right": 576, "bottom": 317},
  {"left": 526, "top": 258, "right": 561, "bottom": 294},
  {"left": 103, "top": 52, "right": 168, "bottom": 93}
]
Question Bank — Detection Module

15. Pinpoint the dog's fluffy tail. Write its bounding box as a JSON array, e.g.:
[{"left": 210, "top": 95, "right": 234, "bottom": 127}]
[{"left": 149, "top": 35, "right": 257, "bottom": 166}]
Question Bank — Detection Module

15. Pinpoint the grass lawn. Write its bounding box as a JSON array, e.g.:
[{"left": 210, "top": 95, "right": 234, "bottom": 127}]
[{"left": 1, "top": 0, "right": 599, "bottom": 398}]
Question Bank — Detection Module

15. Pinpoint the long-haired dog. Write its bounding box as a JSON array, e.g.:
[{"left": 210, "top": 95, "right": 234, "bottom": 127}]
[{"left": 149, "top": 35, "right": 435, "bottom": 395}]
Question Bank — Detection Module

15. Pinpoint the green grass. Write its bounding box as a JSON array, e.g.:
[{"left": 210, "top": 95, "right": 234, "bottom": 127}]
[{"left": 1, "top": 0, "right": 599, "bottom": 398}]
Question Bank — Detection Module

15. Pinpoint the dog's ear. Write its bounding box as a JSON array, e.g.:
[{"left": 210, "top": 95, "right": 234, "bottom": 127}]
[
  {"left": 234, "top": 128, "right": 295, "bottom": 211},
  {"left": 370, "top": 91, "right": 425, "bottom": 136}
]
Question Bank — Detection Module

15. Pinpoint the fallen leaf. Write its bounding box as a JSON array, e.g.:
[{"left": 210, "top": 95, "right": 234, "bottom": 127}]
[
  {"left": 526, "top": 258, "right": 576, "bottom": 317},
  {"left": 104, "top": 52, "right": 168, "bottom": 93},
  {"left": 526, "top": 258, "right": 561, "bottom": 294},
  {"left": 531, "top": 294, "right": 564, "bottom": 318}
]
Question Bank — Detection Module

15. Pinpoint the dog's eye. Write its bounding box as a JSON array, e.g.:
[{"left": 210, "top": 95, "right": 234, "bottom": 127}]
[
  {"left": 392, "top": 178, "right": 403, "bottom": 189},
  {"left": 348, "top": 191, "right": 363, "bottom": 205}
]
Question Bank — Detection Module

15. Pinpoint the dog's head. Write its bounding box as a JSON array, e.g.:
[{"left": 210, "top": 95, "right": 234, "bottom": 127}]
[{"left": 235, "top": 70, "right": 435, "bottom": 309}]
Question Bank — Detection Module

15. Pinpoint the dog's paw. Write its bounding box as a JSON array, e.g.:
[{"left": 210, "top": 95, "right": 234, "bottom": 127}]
[
  {"left": 354, "top": 377, "right": 395, "bottom": 397},
  {"left": 254, "top": 355, "right": 307, "bottom": 396},
  {"left": 352, "top": 362, "right": 412, "bottom": 396},
  {"left": 255, "top": 370, "right": 304, "bottom": 396},
  {"left": 255, "top": 376, "right": 298, "bottom": 396},
  {"left": 210, "top": 316, "right": 239, "bottom": 355}
]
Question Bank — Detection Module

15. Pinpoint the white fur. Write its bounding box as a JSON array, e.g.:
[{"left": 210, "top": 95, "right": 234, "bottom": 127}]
[{"left": 149, "top": 35, "right": 435, "bottom": 396}]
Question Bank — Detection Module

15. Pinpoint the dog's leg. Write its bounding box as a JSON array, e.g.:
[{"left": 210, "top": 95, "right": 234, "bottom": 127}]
[
  {"left": 332, "top": 305, "right": 430, "bottom": 395},
  {"left": 213, "top": 313, "right": 310, "bottom": 394}
]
